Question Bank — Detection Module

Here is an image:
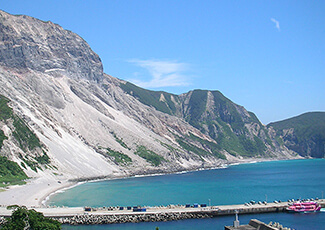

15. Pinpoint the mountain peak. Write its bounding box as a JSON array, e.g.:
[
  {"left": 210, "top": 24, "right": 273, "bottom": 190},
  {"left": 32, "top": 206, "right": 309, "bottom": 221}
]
[{"left": 0, "top": 10, "right": 103, "bottom": 82}]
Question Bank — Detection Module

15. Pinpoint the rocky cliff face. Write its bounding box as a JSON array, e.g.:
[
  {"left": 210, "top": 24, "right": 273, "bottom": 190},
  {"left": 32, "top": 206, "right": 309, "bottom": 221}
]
[
  {"left": 0, "top": 10, "right": 103, "bottom": 82},
  {"left": 268, "top": 112, "right": 325, "bottom": 158},
  {"left": 0, "top": 10, "right": 302, "bottom": 183}
]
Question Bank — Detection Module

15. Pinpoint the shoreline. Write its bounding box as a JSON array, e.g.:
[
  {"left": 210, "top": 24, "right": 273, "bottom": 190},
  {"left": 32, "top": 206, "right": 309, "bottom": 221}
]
[
  {"left": 0, "top": 157, "right": 302, "bottom": 208},
  {"left": 42, "top": 157, "right": 297, "bottom": 207}
]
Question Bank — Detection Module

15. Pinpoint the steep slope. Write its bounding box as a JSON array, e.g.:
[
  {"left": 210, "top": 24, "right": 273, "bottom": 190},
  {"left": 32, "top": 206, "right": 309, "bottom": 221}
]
[
  {"left": 120, "top": 82, "right": 286, "bottom": 158},
  {"left": 268, "top": 112, "right": 325, "bottom": 158},
  {"left": 0, "top": 10, "right": 229, "bottom": 184}
]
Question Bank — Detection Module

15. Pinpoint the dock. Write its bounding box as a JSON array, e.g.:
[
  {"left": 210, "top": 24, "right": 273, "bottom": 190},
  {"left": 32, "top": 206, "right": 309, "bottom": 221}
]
[{"left": 0, "top": 200, "right": 324, "bottom": 225}]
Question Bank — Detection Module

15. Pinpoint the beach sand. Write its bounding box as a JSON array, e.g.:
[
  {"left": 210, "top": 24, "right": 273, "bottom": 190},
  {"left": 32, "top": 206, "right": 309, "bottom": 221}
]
[{"left": 0, "top": 177, "right": 75, "bottom": 207}]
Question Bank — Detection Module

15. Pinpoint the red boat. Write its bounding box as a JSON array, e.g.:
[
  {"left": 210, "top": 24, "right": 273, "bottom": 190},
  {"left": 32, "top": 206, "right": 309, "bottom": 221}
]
[{"left": 286, "top": 201, "right": 321, "bottom": 213}]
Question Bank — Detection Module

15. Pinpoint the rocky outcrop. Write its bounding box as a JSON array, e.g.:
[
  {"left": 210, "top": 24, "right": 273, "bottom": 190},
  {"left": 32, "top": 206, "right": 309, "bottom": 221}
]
[{"left": 0, "top": 10, "right": 103, "bottom": 82}]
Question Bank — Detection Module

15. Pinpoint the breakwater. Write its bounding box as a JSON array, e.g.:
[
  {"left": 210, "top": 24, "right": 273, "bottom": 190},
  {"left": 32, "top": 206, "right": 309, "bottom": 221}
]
[
  {"left": 54, "top": 211, "right": 217, "bottom": 225},
  {"left": 0, "top": 200, "right": 324, "bottom": 225}
]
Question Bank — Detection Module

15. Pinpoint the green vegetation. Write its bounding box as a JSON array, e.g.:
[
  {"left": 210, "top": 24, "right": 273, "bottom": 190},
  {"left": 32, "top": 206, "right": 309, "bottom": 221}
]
[
  {"left": 186, "top": 90, "right": 208, "bottom": 129},
  {"left": 159, "top": 141, "right": 179, "bottom": 153},
  {"left": 0, "top": 129, "right": 7, "bottom": 150},
  {"left": 12, "top": 116, "right": 42, "bottom": 152},
  {"left": 176, "top": 138, "right": 208, "bottom": 156},
  {"left": 20, "top": 162, "right": 27, "bottom": 169},
  {"left": 120, "top": 82, "right": 178, "bottom": 115},
  {"left": 188, "top": 134, "right": 226, "bottom": 159},
  {"left": 117, "top": 85, "right": 271, "bottom": 157},
  {"left": 0, "top": 95, "right": 11, "bottom": 150},
  {"left": 0, "top": 95, "right": 14, "bottom": 121},
  {"left": 1, "top": 206, "right": 61, "bottom": 230},
  {"left": 209, "top": 117, "right": 266, "bottom": 157},
  {"left": 134, "top": 146, "right": 165, "bottom": 166},
  {"left": 6, "top": 205, "right": 20, "bottom": 210},
  {"left": 106, "top": 148, "right": 132, "bottom": 165},
  {"left": 35, "top": 152, "right": 50, "bottom": 165},
  {"left": 0, "top": 95, "right": 50, "bottom": 174},
  {"left": 111, "top": 132, "right": 130, "bottom": 149},
  {"left": 182, "top": 90, "right": 268, "bottom": 157},
  {"left": 22, "top": 159, "right": 39, "bottom": 172},
  {"left": 268, "top": 112, "right": 325, "bottom": 158},
  {"left": 0, "top": 156, "right": 28, "bottom": 187},
  {"left": 268, "top": 112, "right": 325, "bottom": 141},
  {"left": 176, "top": 134, "right": 227, "bottom": 159},
  {"left": 0, "top": 95, "right": 42, "bottom": 152}
]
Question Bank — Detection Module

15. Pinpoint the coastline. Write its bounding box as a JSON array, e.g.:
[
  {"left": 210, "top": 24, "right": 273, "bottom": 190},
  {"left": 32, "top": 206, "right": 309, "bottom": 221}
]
[
  {"left": 41, "top": 157, "right": 294, "bottom": 207},
  {"left": 0, "top": 177, "right": 75, "bottom": 208},
  {"left": 0, "top": 157, "right": 301, "bottom": 208}
]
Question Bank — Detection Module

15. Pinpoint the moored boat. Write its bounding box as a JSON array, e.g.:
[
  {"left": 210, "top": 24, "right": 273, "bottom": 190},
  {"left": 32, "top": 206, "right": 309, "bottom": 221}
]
[{"left": 286, "top": 201, "right": 321, "bottom": 213}]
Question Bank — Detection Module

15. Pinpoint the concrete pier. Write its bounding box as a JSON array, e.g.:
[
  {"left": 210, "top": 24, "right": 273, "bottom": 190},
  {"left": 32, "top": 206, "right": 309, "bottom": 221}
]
[{"left": 0, "top": 200, "right": 324, "bottom": 225}]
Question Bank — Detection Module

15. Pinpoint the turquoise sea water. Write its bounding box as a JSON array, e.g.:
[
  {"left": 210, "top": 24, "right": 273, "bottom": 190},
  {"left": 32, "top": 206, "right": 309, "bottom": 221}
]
[{"left": 49, "top": 159, "right": 325, "bottom": 229}]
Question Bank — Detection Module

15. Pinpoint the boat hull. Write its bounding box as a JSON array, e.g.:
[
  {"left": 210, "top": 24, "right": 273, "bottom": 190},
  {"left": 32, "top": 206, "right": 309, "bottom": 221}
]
[{"left": 286, "top": 202, "right": 321, "bottom": 213}]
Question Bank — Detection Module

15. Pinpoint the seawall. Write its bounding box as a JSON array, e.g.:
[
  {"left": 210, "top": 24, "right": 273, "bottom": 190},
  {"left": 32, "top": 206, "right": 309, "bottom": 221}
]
[{"left": 0, "top": 200, "right": 324, "bottom": 225}]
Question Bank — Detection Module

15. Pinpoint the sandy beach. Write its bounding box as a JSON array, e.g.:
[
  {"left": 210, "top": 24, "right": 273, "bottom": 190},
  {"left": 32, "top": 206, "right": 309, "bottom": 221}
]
[{"left": 0, "top": 177, "right": 75, "bottom": 208}]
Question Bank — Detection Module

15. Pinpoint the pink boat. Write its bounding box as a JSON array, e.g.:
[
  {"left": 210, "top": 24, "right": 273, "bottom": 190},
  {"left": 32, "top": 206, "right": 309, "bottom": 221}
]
[{"left": 286, "top": 201, "right": 321, "bottom": 213}]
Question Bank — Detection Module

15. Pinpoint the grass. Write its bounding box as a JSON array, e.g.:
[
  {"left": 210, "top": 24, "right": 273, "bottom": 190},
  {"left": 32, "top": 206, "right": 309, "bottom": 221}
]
[{"left": 134, "top": 146, "right": 165, "bottom": 166}]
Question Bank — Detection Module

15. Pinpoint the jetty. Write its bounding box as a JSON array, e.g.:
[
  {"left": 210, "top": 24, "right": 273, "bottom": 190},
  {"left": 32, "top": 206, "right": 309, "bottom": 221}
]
[{"left": 0, "top": 200, "right": 324, "bottom": 225}]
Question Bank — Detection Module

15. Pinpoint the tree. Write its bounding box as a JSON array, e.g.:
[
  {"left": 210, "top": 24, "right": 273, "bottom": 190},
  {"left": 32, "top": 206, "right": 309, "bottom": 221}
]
[{"left": 1, "top": 206, "right": 61, "bottom": 230}]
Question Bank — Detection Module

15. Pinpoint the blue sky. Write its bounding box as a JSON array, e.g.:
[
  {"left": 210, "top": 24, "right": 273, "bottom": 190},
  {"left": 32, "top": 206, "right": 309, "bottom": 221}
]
[{"left": 1, "top": 1, "right": 324, "bottom": 124}]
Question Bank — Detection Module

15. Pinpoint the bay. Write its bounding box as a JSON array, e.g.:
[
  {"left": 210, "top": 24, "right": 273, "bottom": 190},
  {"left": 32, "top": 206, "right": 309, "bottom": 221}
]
[{"left": 49, "top": 159, "right": 325, "bottom": 229}]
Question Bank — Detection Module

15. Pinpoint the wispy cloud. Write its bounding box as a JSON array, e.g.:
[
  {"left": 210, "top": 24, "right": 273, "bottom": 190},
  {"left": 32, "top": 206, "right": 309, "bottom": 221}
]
[
  {"left": 127, "top": 59, "right": 191, "bottom": 88},
  {"left": 271, "top": 18, "right": 280, "bottom": 31}
]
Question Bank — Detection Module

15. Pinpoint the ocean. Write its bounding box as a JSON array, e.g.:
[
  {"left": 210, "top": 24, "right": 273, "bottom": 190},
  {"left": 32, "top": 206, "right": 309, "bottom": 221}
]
[{"left": 48, "top": 159, "right": 325, "bottom": 229}]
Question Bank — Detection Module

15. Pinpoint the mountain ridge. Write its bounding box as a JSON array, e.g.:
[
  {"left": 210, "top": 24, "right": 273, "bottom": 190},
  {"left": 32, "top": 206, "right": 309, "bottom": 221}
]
[{"left": 268, "top": 112, "right": 325, "bottom": 158}]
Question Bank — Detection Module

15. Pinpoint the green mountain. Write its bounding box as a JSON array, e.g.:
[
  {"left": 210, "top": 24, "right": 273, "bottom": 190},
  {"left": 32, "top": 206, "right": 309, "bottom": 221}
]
[
  {"left": 120, "top": 82, "right": 274, "bottom": 157},
  {"left": 268, "top": 112, "right": 325, "bottom": 158}
]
